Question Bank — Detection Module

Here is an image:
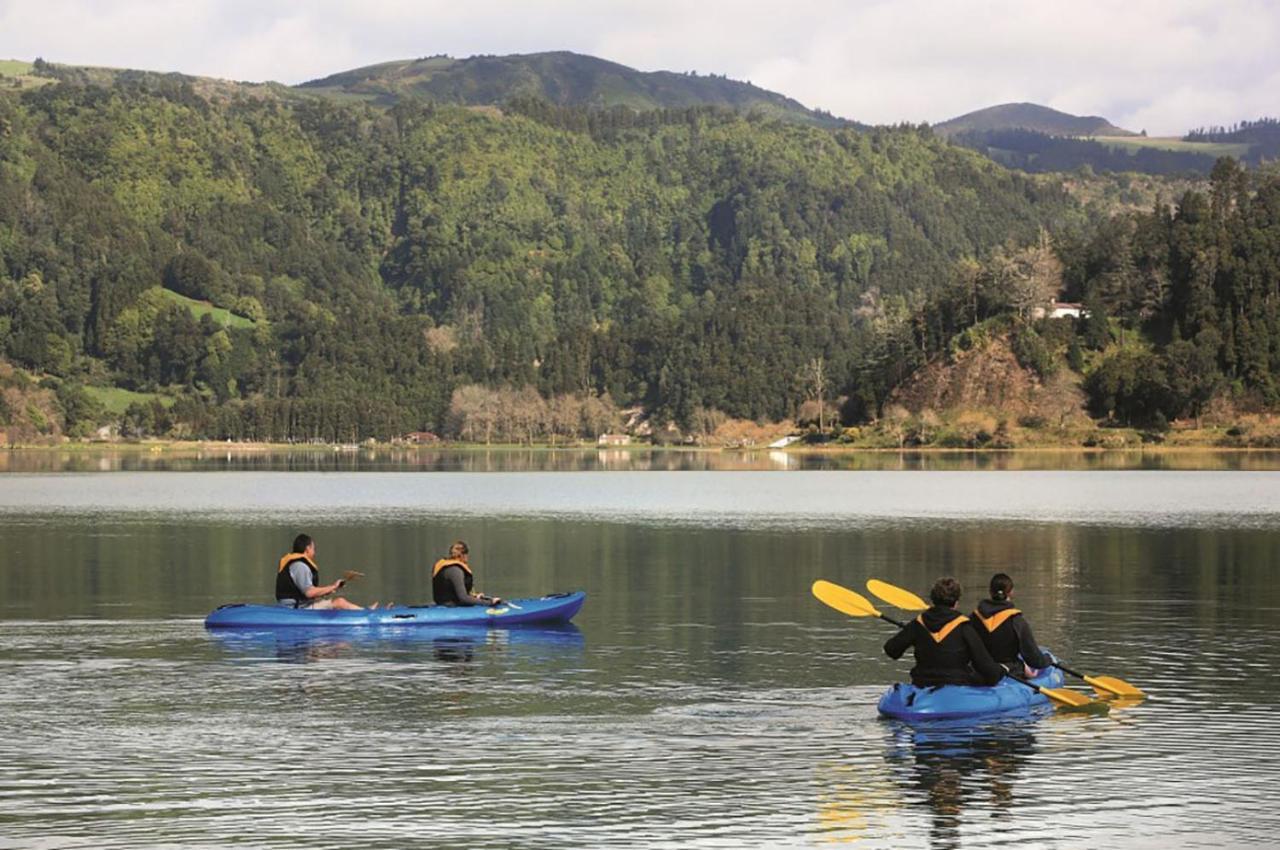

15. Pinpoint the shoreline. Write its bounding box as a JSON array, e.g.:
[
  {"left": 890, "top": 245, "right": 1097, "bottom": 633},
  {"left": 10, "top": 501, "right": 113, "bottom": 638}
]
[{"left": 3, "top": 438, "right": 1278, "bottom": 455}]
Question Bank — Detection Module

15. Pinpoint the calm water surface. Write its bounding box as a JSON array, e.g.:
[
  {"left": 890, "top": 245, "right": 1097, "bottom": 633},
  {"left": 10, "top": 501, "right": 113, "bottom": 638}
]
[{"left": 1, "top": 466, "right": 1278, "bottom": 849}]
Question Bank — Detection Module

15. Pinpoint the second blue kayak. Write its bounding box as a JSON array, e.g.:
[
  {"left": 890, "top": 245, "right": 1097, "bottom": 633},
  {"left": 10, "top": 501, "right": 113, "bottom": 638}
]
[
  {"left": 877, "top": 666, "right": 1067, "bottom": 722},
  {"left": 205, "top": 590, "right": 586, "bottom": 629}
]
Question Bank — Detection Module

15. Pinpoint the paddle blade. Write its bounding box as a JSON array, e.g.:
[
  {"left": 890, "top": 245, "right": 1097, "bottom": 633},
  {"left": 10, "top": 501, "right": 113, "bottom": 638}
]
[
  {"left": 866, "top": 579, "right": 928, "bottom": 611},
  {"left": 1086, "top": 675, "right": 1146, "bottom": 698},
  {"left": 812, "top": 580, "right": 882, "bottom": 619},
  {"left": 342, "top": 570, "right": 365, "bottom": 582},
  {"left": 1040, "top": 686, "right": 1107, "bottom": 712}
]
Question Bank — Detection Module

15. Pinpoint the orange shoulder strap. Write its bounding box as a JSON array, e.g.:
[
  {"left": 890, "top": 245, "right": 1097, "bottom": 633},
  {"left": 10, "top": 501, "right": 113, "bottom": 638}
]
[
  {"left": 278, "top": 553, "right": 318, "bottom": 573},
  {"left": 974, "top": 608, "right": 1022, "bottom": 633},
  {"left": 916, "top": 613, "right": 970, "bottom": 644}
]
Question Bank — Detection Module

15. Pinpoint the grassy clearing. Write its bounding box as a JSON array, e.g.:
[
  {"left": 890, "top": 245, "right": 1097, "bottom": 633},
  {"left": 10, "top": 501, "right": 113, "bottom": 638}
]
[
  {"left": 0, "top": 59, "right": 55, "bottom": 91},
  {"left": 1092, "top": 135, "right": 1252, "bottom": 158},
  {"left": 84, "top": 386, "right": 175, "bottom": 415},
  {"left": 159, "top": 289, "right": 255, "bottom": 329}
]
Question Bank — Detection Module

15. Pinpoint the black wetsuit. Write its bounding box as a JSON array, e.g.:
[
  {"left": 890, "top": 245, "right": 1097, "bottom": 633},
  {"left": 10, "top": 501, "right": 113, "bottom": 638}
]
[
  {"left": 883, "top": 605, "right": 1006, "bottom": 687},
  {"left": 433, "top": 564, "right": 481, "bottom": 606},
  {"left": 972, "top": 598, "right": 1050, "bottom": 670}
]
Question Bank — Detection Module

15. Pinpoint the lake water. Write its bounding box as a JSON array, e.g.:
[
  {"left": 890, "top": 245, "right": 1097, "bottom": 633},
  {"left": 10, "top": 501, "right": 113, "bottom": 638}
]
[{"left": 1, "top": 460, "right": 1278, "bottom": 848}]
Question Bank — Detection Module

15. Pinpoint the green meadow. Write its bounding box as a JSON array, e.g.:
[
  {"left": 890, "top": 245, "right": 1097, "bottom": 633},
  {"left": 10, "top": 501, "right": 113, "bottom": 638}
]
[
  {"left": 83, "top": 386, "right": 175, "bottom": 415},
  {"left": 159, "top": 289, "right": 256, "bottom": 329},
  {"left": 1093, "top": 135, "right": 1252, "bottom": 158}
]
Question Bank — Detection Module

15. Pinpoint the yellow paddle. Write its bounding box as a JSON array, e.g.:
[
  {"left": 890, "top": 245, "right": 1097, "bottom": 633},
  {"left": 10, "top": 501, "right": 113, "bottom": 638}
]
[
  {"left": 866, "top": 579, "right": 927, "bottom": 611},
  {"left": 864, "top": 578, "right": 1145, "bottom": 699},
  {"left": 812, "top": 579, "right": 1102, "bottom": 711}
]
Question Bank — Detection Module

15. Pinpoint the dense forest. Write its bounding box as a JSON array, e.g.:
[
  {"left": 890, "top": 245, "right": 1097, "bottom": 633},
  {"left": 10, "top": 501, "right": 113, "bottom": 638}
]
[
  {"left": 0, "top": 72, "right": 1278, "bottom": 445},
  {"left": 1064, "top": 158, "right": 1280, "bottom": 427}
]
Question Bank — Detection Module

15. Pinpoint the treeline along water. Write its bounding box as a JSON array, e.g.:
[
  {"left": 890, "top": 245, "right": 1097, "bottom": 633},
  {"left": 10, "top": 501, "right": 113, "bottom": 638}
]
[{"left": 0, "top": 470, "right": 1278, "bottom": 847}]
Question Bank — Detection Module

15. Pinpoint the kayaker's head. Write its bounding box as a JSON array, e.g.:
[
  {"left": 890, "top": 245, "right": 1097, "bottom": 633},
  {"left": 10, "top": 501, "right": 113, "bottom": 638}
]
[
  {"left": 929, "top": 577, "right": 962, "bottom": 608},
  {"left": 989, "top": 573, "right": 1014, "bottom": 602},
  {"left": 449, "top": 540, "right": 469, "bottom": 563},
  {"left": 292, "top": 533, "right": 315, "bottom": 558}
]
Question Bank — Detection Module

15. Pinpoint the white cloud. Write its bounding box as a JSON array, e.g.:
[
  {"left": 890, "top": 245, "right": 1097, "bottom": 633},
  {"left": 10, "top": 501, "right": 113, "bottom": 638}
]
[{"left": 0, "top": 0, "right": 1276, "bottom": 134}]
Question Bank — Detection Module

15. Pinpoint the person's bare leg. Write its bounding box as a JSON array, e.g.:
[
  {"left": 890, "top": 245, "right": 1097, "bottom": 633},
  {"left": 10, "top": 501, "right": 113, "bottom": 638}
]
[{"left": 330, "top": 597, "right": 364, "bottom": 610}]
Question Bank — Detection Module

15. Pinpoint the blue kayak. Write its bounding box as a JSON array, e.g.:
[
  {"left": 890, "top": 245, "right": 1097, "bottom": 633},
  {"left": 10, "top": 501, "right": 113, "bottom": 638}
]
[
  {"left": 877, "top": 665, "right": 1067, "bottom": 722},
  {"left": 204, "top": 590, "right": 586, "bottom": 629}
]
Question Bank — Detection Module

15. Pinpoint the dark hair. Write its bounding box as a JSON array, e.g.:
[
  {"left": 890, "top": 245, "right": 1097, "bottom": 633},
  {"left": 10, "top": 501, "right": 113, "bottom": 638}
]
[
  {"left": 449, "top": 540, "right": 469, "bottom": 557},
  {"left": 929, "top": 577, "right": 962, "bottom": 608},
  {"left": 990, "top": 573, "right": 1014, "bottom": 602},
  {"left": 292, "top": 533, "right": 313, "bottom": 554}
]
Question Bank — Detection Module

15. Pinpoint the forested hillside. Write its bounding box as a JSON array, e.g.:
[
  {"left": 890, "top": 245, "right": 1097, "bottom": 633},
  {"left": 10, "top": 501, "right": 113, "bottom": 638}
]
[{"left": 0, "top": 72, "right": 1083, "bottom": 442}]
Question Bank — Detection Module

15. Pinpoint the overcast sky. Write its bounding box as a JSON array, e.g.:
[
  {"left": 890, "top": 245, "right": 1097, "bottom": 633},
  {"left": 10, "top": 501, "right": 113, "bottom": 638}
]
[{"left": 2, "top": 0, "right": 1275, "bottom": 135}]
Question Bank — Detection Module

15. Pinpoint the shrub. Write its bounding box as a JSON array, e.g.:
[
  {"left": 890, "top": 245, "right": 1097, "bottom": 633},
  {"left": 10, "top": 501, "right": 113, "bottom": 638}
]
[{"left": 1011, "top": 324, "right": 1056, "bottom": 379}]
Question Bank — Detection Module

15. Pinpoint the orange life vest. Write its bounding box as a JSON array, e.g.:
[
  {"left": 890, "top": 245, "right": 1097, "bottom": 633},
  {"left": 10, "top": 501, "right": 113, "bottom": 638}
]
[
  {"left": 275, "top": 553, "right": 320, "bottom": 605},
  {"left": 432, "top": 558, "right": 473, "bottom": 578}
]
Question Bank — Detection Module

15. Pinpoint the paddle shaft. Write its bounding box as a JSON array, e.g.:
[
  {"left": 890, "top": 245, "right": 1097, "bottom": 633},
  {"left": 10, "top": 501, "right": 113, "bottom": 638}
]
[{"left": 1054, "top": 661, "right": 1088, "bottom": 680}]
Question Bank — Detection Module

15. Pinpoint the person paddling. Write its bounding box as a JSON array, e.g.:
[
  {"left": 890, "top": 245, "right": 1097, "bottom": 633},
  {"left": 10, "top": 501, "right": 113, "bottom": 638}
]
[
  {"left": 972, "top": 573, "right": 1051, "bottom": 678},
  {"left": 275, "top": 534, "right": 369, "bottom": 610},
  {"left": 432, "top": 540, "right": 503, "bottom": 607},
  {"left": 883, "top": 577, "right": 1005, "bottom": 687}
]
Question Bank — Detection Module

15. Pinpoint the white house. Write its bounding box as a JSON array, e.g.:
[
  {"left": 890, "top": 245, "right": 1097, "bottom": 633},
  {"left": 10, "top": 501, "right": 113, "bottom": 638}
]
[{"left": 1032, "top": 301, "right": 1086, "bottom": 320}]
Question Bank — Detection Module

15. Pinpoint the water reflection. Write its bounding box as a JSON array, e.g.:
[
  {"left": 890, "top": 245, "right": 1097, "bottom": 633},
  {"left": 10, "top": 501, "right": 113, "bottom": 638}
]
[
  {"left": 8, "top": 446, "right": 1280, "bottom": 472},
  {"left": 883, "top": 720, "right": 1038, "bottom": 849},
  {"left": 206, "top": 623, "right": 584, "bottom": 666}
]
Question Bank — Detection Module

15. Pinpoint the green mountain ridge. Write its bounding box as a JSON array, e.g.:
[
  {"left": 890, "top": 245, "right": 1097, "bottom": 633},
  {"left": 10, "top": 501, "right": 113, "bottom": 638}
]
[
  {"left": 936, "top": 102, "right": 1134, "bottom": 138},
  {"left": 297, "top": 51, "right": 852, "bottom": 127}
]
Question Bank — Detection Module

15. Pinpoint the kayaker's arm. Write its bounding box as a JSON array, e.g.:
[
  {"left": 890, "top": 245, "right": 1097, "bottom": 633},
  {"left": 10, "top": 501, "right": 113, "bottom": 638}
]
[
  {"left": 883, "top": 623, "right": 913, "bottom": 660},
  {"left": 1012, "top": 617, "right": 1051, "bottom": 670},
  {"left": 289, "top": 562, "right": 344, "bottom": 600},
  {"left": 442, "top": 566, "right": 493, "bottom": 607},
  {"left": 961, "top": 624, "right": 1006, "bottom": 685},
  {"left": 304, "top": 580, "right": 344, "bottom": 599}
]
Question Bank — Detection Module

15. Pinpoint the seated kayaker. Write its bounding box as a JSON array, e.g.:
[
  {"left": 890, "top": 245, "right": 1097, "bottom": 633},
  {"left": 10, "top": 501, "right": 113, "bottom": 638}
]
[
  {"left": 972, "top": 573, "right": 1052, "bottom": 678},
  {"left": 883, "top": 577, "right": 1005, "bottom": 687},
  {"left": 275, "top": 534, "right": 366, "bottom": 610},
  {"left": 432, "top": 540, "right": 503, "bottom": 607}
]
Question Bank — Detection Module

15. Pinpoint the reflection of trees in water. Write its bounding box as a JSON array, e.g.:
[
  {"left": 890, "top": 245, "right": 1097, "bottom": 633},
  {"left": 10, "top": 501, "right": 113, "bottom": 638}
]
[
  {"left": 883, "top": 721, "right": 1037, "bottom": 850},
  {"left": 10, "top": 447, "right": 1280, "bottom": 473}
]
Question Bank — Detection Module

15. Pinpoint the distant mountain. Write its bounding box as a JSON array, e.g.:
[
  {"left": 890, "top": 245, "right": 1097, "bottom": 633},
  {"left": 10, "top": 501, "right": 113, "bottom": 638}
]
[
  {"left": 935, "top": 103, "right": 1134, "bottom": 138},
  {"left": 297, "top": 51, "right": 851, "bottom": 127}
]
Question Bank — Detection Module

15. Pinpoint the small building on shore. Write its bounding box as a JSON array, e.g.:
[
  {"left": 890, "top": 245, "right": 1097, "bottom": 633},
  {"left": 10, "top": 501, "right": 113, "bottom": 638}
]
[
  {"left": 597, "top": 433, "right": 631, "bottom": 446},
  {"left": 403, "top": 431, "right": 440, "bottom": 444},
  {"left": 1032, "top": 301, "right": 1086, "bottom": 320}
]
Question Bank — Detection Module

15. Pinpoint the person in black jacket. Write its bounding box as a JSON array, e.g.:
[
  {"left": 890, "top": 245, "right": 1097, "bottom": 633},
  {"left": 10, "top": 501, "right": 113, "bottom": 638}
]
[
  {"left": 884, "top": 577, "right": 1005, "bottom": 687},
  {"left": 431, "top": 540, "right": 504, "bottom": 607},
  {"left": 972, "top": 573, "right": 1052, "bottom": 677}
]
